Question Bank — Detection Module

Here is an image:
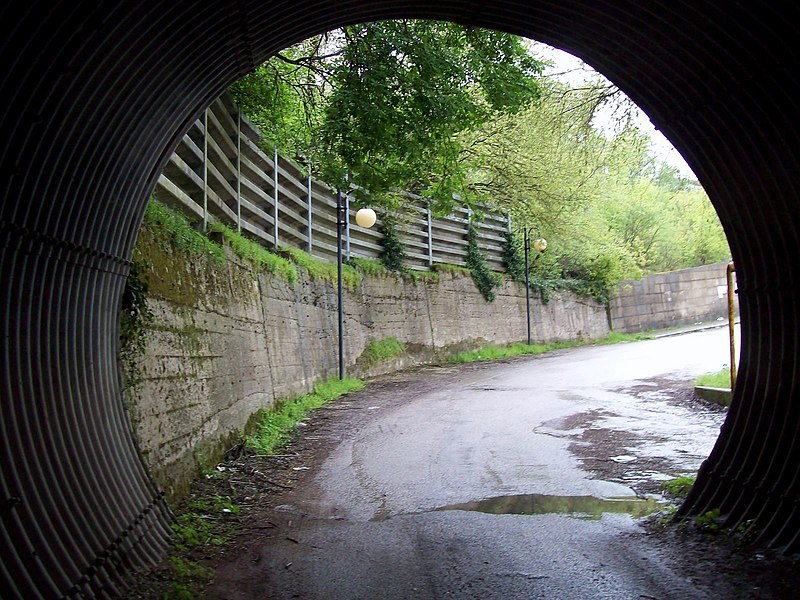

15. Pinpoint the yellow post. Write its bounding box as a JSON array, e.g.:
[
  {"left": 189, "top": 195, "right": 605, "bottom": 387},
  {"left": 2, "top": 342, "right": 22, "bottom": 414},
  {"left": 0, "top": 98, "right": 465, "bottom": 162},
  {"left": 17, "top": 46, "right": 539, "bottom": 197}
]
[{"left": 727, "top": 261, "right": 737, "bottom": 389}]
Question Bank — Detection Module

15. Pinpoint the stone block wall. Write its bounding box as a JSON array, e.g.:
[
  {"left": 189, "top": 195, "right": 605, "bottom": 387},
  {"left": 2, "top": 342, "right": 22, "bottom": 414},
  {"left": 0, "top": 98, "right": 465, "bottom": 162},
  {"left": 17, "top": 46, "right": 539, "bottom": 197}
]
[
  {"left": 609, "top": 260, "right": 736, "bottom": 333},
  {"left": 123, "top": 229, "right": 610, "bottom": 499}
]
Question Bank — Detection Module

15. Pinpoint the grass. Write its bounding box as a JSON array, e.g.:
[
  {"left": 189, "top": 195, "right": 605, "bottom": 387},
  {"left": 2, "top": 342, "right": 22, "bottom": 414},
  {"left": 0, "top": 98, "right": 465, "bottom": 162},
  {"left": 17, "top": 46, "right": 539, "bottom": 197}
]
[
  {"left": 446, "top": 331, "right": 653, "bottom": 364},
  {"left": 661, "top": 475, "right": 696, "bottom": 498},
  {"left": 164, "top": 557, "right": 214, "bottom": 600},
  {"left": 348, "top": 257, "right": 389, "bottom": 277},
  {"left": 694, "top": 367, "right": 732, "bottom": 389},
  {"left": 145, "top": 200, "right": 225, "bottom": 263},
  {"left": 282, "top": 246, "right": 361, "bottom": 289},
  {"left": 208, "top": 222, "right": 298, "bottom": 284},
  {"left": 405, "top": 269, "right": 441, "bottom": 284},
  {"left": 358, "top": 337, "right": 407, "bottom": 368},
  {"left": 433, "top": 262, "right": 471, "bottom": 276},
  {"left": 246, "top": 378, "right": 365, "bottom": 455}
]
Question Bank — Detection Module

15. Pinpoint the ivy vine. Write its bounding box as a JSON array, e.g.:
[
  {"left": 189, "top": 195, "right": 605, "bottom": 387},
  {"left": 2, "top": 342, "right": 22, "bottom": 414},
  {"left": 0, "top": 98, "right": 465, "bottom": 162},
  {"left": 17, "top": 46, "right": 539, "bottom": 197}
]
[
  {"left": 501, "top": 229, "right": 526, "bottom": 282},
  {"left": 378, "top": 214, "right": 407, "bottom": 272},
  {"left": 119, "top": 259, "right": 153, "bottom": 387},
  {"left": 466, "top": 223, "right": 502, "bottom": 302}
]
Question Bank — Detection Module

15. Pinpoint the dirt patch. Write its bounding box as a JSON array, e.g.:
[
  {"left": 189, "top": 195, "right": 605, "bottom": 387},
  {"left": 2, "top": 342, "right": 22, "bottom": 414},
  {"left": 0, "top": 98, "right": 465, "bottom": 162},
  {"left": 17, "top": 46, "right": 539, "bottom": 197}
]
[{"left": 632, "top": 518, "right": 800, "bottom": 599}]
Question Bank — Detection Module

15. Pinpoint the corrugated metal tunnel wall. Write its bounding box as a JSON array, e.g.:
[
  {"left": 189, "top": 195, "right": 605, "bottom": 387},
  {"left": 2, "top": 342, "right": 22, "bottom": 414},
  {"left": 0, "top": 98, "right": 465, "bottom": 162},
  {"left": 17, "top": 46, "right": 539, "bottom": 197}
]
[{"left": 1, "top": 1, "right": 798, "bottom": 597}]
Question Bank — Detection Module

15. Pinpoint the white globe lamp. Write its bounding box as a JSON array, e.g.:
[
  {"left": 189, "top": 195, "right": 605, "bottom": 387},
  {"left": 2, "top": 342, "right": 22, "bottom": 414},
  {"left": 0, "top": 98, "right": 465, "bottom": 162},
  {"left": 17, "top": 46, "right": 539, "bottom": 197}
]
[{"left": 355, "top": 207, "right": 377, "bottom": 229}]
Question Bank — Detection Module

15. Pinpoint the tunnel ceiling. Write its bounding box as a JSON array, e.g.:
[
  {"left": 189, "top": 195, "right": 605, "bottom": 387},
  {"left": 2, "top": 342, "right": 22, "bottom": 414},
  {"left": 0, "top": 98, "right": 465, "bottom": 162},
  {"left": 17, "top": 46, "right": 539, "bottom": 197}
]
[{"left": 2, "top": 1, "right": 800, "bottom": 597}]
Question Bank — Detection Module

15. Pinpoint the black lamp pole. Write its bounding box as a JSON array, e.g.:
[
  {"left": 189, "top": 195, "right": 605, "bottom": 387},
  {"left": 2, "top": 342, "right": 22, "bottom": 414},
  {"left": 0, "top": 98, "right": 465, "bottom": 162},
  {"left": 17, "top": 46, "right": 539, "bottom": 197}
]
[
  {"left": 523, "top": 228, "right": 532, "bottom": 345},
  {"left": 336, "top": 190, "right": 346, "bottom": 380}
]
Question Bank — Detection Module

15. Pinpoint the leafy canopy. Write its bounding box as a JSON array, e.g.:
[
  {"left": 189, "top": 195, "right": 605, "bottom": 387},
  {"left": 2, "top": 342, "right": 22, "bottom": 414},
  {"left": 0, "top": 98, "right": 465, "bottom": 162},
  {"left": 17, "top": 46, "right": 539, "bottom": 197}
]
[{"left": 231, "top": 20, "right": 544, "bottom": 212}]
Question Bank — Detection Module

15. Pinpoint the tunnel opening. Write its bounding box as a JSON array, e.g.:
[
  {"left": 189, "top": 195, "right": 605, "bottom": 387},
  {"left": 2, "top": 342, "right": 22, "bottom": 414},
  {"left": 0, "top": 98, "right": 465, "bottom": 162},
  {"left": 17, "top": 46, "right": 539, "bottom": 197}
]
[
  {"left": 123, "top": 23, "right": 733, "bottom": 506},
  {"left": 2, "top": 2, "right": 799, "bottom": 597}
]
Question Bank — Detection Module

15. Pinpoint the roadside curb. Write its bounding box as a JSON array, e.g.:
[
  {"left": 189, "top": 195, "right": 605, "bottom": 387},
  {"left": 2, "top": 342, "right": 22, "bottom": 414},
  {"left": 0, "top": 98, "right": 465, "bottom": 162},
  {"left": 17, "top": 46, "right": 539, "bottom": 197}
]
[{"left": 651, "top": 318, "right": 739, "bottom": 339}]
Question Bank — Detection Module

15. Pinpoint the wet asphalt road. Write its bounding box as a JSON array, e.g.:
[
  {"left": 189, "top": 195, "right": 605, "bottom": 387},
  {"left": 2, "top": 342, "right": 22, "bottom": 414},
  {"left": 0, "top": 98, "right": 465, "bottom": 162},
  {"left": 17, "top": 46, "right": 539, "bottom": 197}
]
[{"left": 208, "top": 327, "right": 744, "bottom": 599}]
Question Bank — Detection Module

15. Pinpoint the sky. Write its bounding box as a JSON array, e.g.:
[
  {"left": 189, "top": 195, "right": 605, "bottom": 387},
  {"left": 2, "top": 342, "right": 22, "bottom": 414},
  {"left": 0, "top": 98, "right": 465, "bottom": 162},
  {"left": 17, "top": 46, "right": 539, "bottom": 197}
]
[{"left": 529, "top": 42, "right": 697, "bottom": 179}]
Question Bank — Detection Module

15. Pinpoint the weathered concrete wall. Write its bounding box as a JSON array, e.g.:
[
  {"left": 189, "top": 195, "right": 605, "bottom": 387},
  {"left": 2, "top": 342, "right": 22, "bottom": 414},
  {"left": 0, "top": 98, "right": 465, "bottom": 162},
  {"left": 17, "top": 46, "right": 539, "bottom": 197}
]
[
  {"left": 609, "top": 260, "right": 737, "bottom": 333},
  {"left": 123, "top": 227, "right": 610, "bottom": 499}
]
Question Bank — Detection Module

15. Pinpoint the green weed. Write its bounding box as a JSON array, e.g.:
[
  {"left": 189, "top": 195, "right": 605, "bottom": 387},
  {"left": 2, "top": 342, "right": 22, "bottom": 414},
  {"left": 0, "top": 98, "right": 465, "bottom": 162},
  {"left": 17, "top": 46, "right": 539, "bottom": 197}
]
[
  {"left": 282, "top": 246, "right": 361, "bottom": 289},
  {"left": 163, "top": 557, "right": 214, "bottom": 600},
  {"left": 145, "top": 200, "right": 225, "bottom": 263},
  {"left": 445, "top": 331, "right": 651, "bottom": 364},
  {"left": 349, "top": 257, "right": 389, "bottom": 277},
  {"left": 246, "top": 378, "right": 365, "bottom": 455},
  {"left": 208, "top": 222, "right": 298, "bottom": 284},
  {"left": 433, "top": 262, "right": 470, "bottom": 276},
  {"left": 405, "top": 269, "right": 441, "bottom": 284},
  {"left": 358, "top": 337, "right": 407, "bottom": 368},
  {"left": 694, "top": 508, "right": 722, "bottom": 531},
  {"left": 694, "top": 368, "right": 732, "bottom": 389},
  {"left": 661, "top": 475, "right": 696, "bottom": 498}
]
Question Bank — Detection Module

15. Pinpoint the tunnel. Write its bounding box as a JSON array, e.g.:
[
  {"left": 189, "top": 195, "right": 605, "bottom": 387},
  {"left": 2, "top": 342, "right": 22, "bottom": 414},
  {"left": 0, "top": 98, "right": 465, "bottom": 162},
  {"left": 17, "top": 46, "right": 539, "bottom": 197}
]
[{"left": 1, "top": 1, "right": 799, "bottom": 597}]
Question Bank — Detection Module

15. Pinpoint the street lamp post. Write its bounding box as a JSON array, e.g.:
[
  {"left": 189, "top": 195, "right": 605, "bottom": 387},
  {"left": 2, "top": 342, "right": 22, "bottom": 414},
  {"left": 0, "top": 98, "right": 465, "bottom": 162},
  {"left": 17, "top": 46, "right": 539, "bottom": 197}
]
[
  {"left": 336, "top": 190, "right": 376, "bottom": 380},
  {"left": 523, "top": 228, "right": 547, "bottom": 345}
]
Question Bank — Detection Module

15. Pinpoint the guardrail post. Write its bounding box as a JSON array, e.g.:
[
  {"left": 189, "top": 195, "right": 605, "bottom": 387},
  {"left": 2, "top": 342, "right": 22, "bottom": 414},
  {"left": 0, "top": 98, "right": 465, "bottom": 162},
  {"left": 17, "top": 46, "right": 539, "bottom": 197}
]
[
  {"left": 306, "top": 172, "right": 313, "bottom": 254},
  {"left": 236, "top": 109, "right": 242, "bottom": 232},
  {"left": 273, "top": 148, "right": 279, "bottom": 250},
  {"left": 427, "top": 205, "right": 433, "bottom": 267},
  {"left": 202, "top": 108, "right": 208, "bottom": 232}
]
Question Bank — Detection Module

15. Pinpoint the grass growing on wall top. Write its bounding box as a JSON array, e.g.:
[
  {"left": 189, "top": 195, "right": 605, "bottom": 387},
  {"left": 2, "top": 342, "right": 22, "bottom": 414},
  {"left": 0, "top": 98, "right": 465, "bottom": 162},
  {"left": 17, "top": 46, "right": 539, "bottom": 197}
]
[
  {"left": 433, "top": 262, "right": 471, "bottom": 276},
  {"left": 246, "top": 378, "right": 365, "bottom": 455},
  {"left": 282, "top": 246, "right": 362, "bottom": 289},
  {"left": 145, "top": 200, "right": 225, "bottom": 263},
  {"left": 208, "top": 222, "right": 298, "bottom": 284},
  {"left": 349, "top": 257, "right": 389, "bottom": 277}
]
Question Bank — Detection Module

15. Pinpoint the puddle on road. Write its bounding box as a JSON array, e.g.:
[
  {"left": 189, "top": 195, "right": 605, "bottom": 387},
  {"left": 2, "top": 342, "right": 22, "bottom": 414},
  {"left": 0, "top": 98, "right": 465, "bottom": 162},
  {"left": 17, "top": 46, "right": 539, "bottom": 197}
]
[{"left": 436, "top": 493, "right": 664, "bottom": 520}]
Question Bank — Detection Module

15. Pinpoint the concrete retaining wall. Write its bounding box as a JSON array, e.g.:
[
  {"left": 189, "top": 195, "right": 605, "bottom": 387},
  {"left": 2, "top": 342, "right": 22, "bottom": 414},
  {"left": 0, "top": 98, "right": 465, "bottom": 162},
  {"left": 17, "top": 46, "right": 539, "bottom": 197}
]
[
  {"left": 609, "top": 260, "right": 736, "bottom": 333},
  {"left": 124, "top": 226, "right": 610, "bottom": 499}
]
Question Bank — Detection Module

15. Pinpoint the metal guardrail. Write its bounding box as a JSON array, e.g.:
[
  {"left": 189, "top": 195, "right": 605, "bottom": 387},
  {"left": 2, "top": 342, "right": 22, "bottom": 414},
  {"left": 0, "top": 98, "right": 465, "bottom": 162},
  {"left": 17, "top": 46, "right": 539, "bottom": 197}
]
[{"left": 153, "top": 94, "right": 510, "bottom": 271}]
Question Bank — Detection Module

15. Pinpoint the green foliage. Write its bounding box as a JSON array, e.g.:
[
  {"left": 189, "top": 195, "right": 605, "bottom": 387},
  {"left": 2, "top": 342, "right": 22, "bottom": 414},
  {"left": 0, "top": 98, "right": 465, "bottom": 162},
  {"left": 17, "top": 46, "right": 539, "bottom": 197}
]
[
  {"left": 466, "top": 223, "right": 502, "bottom": 302},
  {"left": 348, "top": 257, "right": 389, "bottom": 277},
  {"left": 694, "top": 508, "right": 723, "bottom": 531},
  {"left": 661, "top": 475, "right": 696, "bottom": 499},
  {"left": 501, "top": 229, "right": 526, "bottom": 282},
  {"left": 357, "top": 337, "right": 407, "bottom": 368},
  {"left": 446, "top": 331, "right": 649, "bottom": 364},
  {"left": 602, "top": 331, "right": 653, "bottom": 343},
  {"left": 470, "top": 69, "right": 730, "bottom": 302},
  {"left": 447, "top": 342, "right": 580, "bottom": 363},
  {"left": 282, "top": 246, "right": 361, "bottom": 289},
  {"left": 119, "top": 259, "right": 153, "bottom": 360},
  {"left": 246, "top": 378, "right": 365, "bottom": 455},
  {"left": 145, "top": 200, "right": 225, "bottom": 263},
  {"left": 231, "top": 21, "right": 543, "bottom": 212},
  {"left": 433, "top": 263, "right": 471, "bottom": 276},
  {"left": 405, "top": 269, "right": 441, "bottom": 285},
  {"left": 229, "top": 38, "right": 323, "bottom": 158},
  {"left": 164, "top": 557, "right": 214, "bottom": 600},
  {"left": 171, "top": 512, "right": 225, "bottom": 551},
  {"left": 694, "top": 368, "right": 732, "bottom": 389},
  {"left": 378, "top": 214, "right": 407, "bottom": 272},
  {"left": 208, "top": 222, "right": 298, "bottom": 284}
]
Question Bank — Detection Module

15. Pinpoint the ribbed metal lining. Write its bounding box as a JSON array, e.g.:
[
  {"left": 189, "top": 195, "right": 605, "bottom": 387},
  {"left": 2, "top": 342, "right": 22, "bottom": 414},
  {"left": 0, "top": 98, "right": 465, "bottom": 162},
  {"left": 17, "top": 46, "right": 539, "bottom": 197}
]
[{"left": 1, "top": 1, "right": 799, "bottom": 596}]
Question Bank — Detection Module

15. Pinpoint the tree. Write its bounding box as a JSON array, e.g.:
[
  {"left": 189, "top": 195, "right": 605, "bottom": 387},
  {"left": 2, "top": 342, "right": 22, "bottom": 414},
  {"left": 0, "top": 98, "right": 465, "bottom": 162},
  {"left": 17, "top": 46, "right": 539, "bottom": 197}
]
[{"left": 230, "top": 20, "right": 544, "bottom": 212}]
